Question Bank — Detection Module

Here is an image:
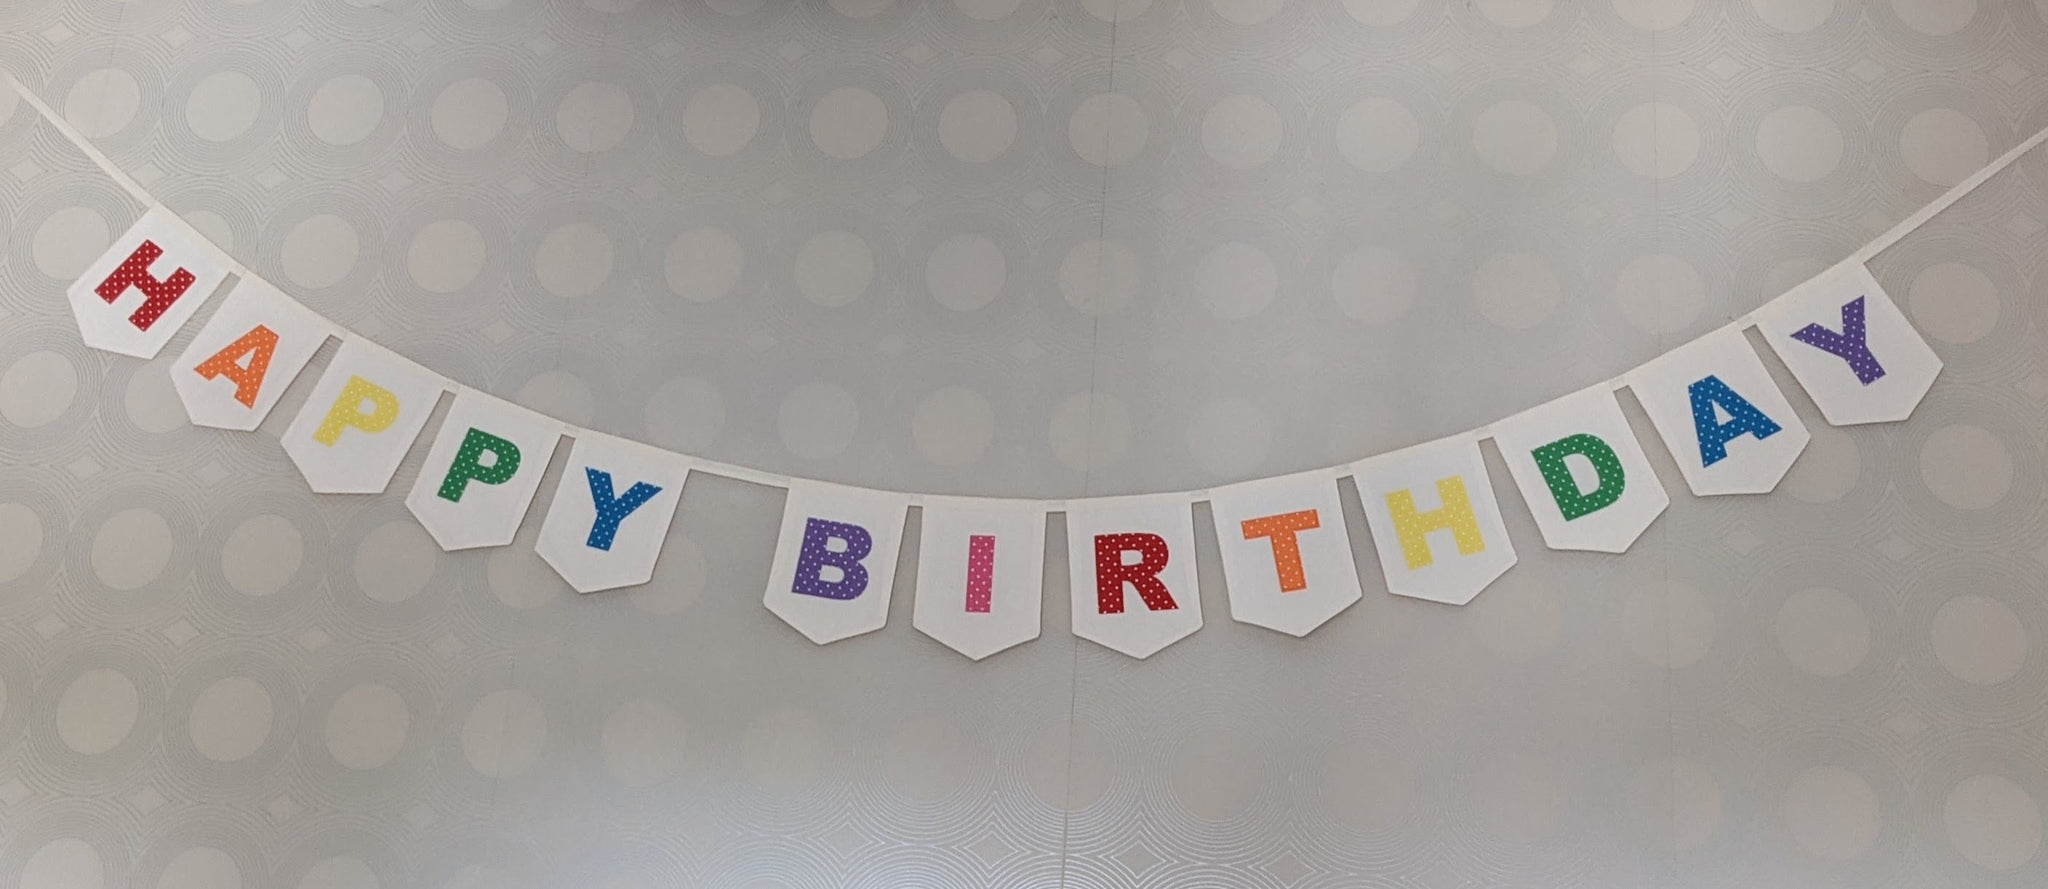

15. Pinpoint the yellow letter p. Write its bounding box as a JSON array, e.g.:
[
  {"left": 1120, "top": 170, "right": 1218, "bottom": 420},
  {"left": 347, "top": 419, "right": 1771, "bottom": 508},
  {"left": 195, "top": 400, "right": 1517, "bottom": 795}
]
[{"left": 314, "top": 375, "right": 399, "bottom": 446}]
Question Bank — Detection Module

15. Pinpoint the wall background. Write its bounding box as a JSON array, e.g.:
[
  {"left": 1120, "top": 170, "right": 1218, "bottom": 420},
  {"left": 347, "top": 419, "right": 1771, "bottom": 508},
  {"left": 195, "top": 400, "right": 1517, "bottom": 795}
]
[{"left": 3, "top": 0, "right": 2048, "bottom": 886}]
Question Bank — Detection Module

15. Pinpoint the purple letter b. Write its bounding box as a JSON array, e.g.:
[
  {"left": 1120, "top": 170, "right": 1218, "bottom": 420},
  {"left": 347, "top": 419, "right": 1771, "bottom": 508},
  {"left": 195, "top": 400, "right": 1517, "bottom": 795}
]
[{"left": 792, "top": 518, "right": 871, "bottom": 600}]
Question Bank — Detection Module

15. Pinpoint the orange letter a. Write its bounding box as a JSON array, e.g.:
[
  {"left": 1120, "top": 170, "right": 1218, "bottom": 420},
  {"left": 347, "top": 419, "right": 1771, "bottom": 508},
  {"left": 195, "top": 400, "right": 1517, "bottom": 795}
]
[{"left": 192, "top": 325, "right": 279, "bottom": 408}]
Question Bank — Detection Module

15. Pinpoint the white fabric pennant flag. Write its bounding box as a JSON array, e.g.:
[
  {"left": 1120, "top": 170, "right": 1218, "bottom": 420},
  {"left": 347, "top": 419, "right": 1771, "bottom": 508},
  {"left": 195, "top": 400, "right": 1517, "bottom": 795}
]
[
  {"left": 67, "top": 207, "right": 233, "bottom": 358},
  {"left": 763, "top": 482, "right": 910, "bottom": 645},
  {"left": 1354, "top": 436, "right": 1517, "bottom": 606},
  {"left": 1065, "top": 494, "right": 1203, "bottom": 659},
  {"left": 535, "top": 433, "right": 692, "bottom": 593},
  {"left": 1491, "top": 385, "right": 1669, "bottom": 552},
  {"left": 1207, "top": 470, "right": 1362, "bottom": 637},
  {"left": 404, "top": 390, "right": 565, "bottom": 551},
  {"left": 171, "top": 276, "right": 335, "bottom": 430},
  {"left": 912, "top": 497, "right": 1047, "bottom": 660},
  {"left": 1754, "top": 260, "right": 1942, "bottom": 426},
  {"left": 281, "top": 339, "right": 446, "bottom": 494},
  {"left": 1628, "top": 326, "right": 1811, "bottom": 496}
]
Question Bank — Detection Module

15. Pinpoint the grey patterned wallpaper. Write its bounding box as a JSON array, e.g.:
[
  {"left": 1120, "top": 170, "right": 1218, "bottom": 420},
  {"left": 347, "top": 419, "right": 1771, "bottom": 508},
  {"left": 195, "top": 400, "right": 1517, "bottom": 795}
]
[{"left": 3, "top": 0, "right": 2048, "bottom": 886}]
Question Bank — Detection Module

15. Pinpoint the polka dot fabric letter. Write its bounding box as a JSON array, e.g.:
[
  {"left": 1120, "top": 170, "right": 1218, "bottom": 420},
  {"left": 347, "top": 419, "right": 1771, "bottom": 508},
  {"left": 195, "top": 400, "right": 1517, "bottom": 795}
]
[
  {"left": 913, "top": 497, "right": 1048, "bottom": 661},
  {"left": 1385, "top": 478, "right": 1486, "bottom": 571},
  {"left": 791, "top": 519, "right": 873, "bottom": 600},
  {"left": 1093, "top": 533, "right": 1177, "bottom": 614},
  {"left": 764, "top": 483, "right": 909, "bottom": 645},
  {"left": 94, "top": 240, "right": 194, "bottom": 331},
  {"left": 963, "top": 535, "right": 996, "bottom": 613},
  {"left": 281, "top": 339, "right": 447, "bottom": 494},
  {"left": 535, "top": 434, "right": 692, "bottom": 593},
  {"left": 1239, "top": 510, "right": 1320, "bottom": 593},
  {"left": 436, "top": 428, "right": 522, "bottom": 502},
  {"left": 191, "top": 325, "right": 278, "bottom": 409},
  {"left": 313, "top": 376, "right": 400, "bottom": 446},
  {"left": 66, "top": 207, "right": 232, "bottom": 358},
  {"left": 1687, "top": 375, "right": 1782, "bottom": 467},
  {"left": 1355, "top": 436, "right": 1517, "bottom": 606},
  {"left": 172, "top": 276, "right": 335, "bottom": 430},
  {"left": 1208, "top": 470, "right": 1363, "bottom": 636},
  {"left": 1789, "top": 297, "right": 1884, "bottom": 385},
  {"left": 1493, "top": 386, "right": 1669, "bottom": 552},
  {"left": 1529, "top": 434, "right": 1625, "bottom": 520},
  {"left": 583, "top": 471, "right": 663, "bottom": 551},
  {"left": 1065, "top": 494, "right": 1203, "bottom": 658},
  {"left": 405, "top": 390, "right": 563, "bottom": 550},
  {"left": 1628, "top": 326, "right": 1809, "bottom": 496},
  {"left": 1756, "top": 260, "right": 1943, "bottom": 426}
]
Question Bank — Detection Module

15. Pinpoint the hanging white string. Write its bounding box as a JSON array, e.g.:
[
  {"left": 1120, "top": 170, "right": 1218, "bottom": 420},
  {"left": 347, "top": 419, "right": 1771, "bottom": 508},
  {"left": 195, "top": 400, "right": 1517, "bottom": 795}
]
[{"left": 10, "top": 67, "right": 2046, "bottom": 507}]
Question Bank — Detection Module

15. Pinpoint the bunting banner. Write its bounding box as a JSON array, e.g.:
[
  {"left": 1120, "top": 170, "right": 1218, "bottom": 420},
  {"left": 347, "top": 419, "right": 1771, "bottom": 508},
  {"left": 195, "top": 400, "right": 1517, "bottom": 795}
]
[
  {"left": 763, "top": 482, "right": 911, "bottom": 645},
  {"left": 1753, "top": 260, "right": 1943, "bottom": 426},
  {"left": 1064, "top": 494, "right": 1204, "bottom": 659},
  {"left": 67, "top": 207, "right": 231, "bottom": 358},
  {"left": 1207, "top": 470, "right": 1363, "bottom": 637},
  {"left": 1491, "top": 385, "right": 1669, "bottom": 553},
  {"left": 280, "top": 339, "right": 447, "bottom": 494},
  {"left": 535, "top": 433, "right": 693, "bottom": 593},
  {"left": 172, "top": 276, "right": 336, "bottom": 430},
  {"left": 404, "top": 390, "right": 565, "bottom": 551},
  {"left": 16, "top": 67, "right": 2045, "bottom": 662},
  {"left": 912, "top": 497, "right": 1047, "bottom": 660},
  {"left": 1353, "top": 436, "right": 1517, "bottom": 606},
  {"left": 1627, "top": 327, "right": 1812, "bottom": 496}
]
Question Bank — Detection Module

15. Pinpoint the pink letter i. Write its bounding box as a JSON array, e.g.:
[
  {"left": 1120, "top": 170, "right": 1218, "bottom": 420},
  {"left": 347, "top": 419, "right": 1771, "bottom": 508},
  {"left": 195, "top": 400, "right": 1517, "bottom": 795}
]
[{"left": 965, "top": 535, "right": 994, "bottom": 613}]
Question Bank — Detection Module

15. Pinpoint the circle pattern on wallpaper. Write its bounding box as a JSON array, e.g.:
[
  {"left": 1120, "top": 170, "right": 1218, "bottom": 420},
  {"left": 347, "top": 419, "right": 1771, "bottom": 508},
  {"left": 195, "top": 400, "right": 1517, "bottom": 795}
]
[
  {"left": 1471, "top": 252, "right": 1560, "bottom": 329},
  {"left": 187, "top": 676, "right": 275, "bottom": 763},
  {"left": 408, "top": 220, "right": 489, "bottom": 295},
  {"left": 1907, "top": 260, "right": 2000, "bottom": 344},
  {"left": 680, "top": 83, "right": 761, "bottom": 156},
  {"left": 810, "top": 87, "right": 890, "bottom": 160},
  {"left": 1930, "top": 595, "right": 2029, "bottom": 686},
  {"left": 1057, "top": 239, "right": 1142, "bottom": 316},
  {"left": 155, "top": 846, "right": 242, "bottom": 889},
  {"left": 1945, "top": 774, "right": 2042, "bottom": 871},
  {"left": 925, "top": 234, "right": 1007, "bottom": 311},
  {"left": 10, "top": 3, "right": 2048, "bottom": 887},
  {"left": 22, "top": 838, "right": 106, "bottom": 889},
  {"left": 1755, "top": 105, "right": 1844, "bottom": 182},
  {"left": 641, "top": 377, "right": 726, "bottom": 452},
  {"left": 1751, "top": 0, "right": 1836, "bottom": 33},
  {"left": 1917, "top": 424, "right": 2013, "bottom": 510},
  {"left": 1472, "top": 99, "right": 1560, "bottom": 175},
  {"left": 912, "top": 386, "right": 995, "bottom": 467},
  {"left": 1783, "top": 765, "right": 1882, "bottom": 861},
  {"left": 1626, "top": 757, "right": 1723, "bottom": 851},
  {"left": 324, "top": 683, "right": 410, "bottom": 770},
  {"left": 90, "top": 508, "right": 173, "bottom": 591},
  {"left": 461, "top": 690, "right": 548, "bottom": 778},
  {"left": 0, "top": 503, "right": 43, "bottom": 583},
  {"left": 1612, "top": 102, "right": 1701, "bottom": 178},
  {"left": 1335, "top": 97, "right": 1421, "bottom": 173},
  {"left": 0, "top": 351, "right": 78, "bottom": 429},
  {"left": 1330, "top": 244, "right": 1418, "bottom": 324},
  {"left": 64, "top": 68, "right": 143, "bottom": 139},
  {"left": 55, "top": 668, "right": 139, "bottom": 755},
  {"left": 305, "top": 74, "right": 384, "bottom": 146},
  {"left": 1068, "top": 92, "right": 1150, "bottom": 167},
  {"left": 220, "top": 514, "right": 304, "bottom": 597},
  {"left": 431, "top": 77, "right": 509, "bottom": 150},
  {"left": 1775, "top": 587, "right": 1870, "bottom": 677},
  {"left": 32, "top": 206, "right": 111, "bottom": 281},
  {"left": 937, "top": 89, "right": 1017, "bottom": 163},
  {"left": 602, "top": 698, "right": 687, "bottom": 788}
]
